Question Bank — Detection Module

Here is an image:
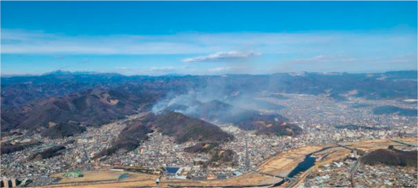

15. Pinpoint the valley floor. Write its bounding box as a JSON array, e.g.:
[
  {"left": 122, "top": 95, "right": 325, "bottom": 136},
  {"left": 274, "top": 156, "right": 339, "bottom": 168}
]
[{"left": 46, "top": 137, "right": 417, "bottom": 188}]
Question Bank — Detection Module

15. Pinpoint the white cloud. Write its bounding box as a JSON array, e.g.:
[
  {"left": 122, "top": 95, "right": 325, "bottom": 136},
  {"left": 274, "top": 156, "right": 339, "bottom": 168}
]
[
  {"left": 110, "top": 66, "right": 192, "bottom": 75},
  {"left": 182, "top": 51, "right": 261, "bottom": 63},
  {"left": 387, "top": 54, "right": 417, "bottom": 64},
  {"left": 150, "top": 67, "right": 177, "bottom": 72},
  {"left": 290, "top": 55, "right": 358, "bottom": 63},
  {"left": 115, "top": 67, "right": 128, "bottom": 70},
  {"left": 208, "top": 67, "right": 234, "bottom": 72},
  {"left": 1, "top": 29, "right": 416, "bottom": 70},
  {"left": 208, "top": 66, "right": 250, "bottom": 73},
  {"left": 1, "top": 29, "right": 213, "bottom": 55}
]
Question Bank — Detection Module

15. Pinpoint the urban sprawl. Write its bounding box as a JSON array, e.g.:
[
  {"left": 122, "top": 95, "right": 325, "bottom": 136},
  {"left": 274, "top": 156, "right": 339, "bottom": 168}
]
[{"left": 1, "top": 93, "right": 417, "bottom": 186}]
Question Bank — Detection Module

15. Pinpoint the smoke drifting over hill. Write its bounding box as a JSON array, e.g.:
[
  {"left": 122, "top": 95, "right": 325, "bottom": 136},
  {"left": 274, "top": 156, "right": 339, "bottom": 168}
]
[
  {"left": 150, "top": 85, "right": 269, "bottom": 118},
  {"left": 2, "top": 71, "right": 416, "bottom": 137},
  {"left": 149, "top": 82, "right": 293, "bottom": 135}
]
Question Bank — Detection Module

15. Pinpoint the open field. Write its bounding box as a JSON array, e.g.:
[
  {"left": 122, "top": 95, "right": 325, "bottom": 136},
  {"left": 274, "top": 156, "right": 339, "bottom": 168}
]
[{"left": 46, "top": 138, "right": 417, "bottom": 188}]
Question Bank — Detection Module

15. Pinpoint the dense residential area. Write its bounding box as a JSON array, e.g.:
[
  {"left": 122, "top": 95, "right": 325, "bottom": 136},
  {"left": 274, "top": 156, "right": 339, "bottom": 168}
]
[
  {"left": 1, "top": 1, "right": 417, "bottom": 187},
  {"left": 1, "top": 71, "right": 417, "bottom": 187}
]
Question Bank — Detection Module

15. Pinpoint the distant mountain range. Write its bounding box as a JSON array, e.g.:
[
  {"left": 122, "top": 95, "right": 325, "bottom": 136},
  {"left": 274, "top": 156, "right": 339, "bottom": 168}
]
[
  {"left": 1, "top": 70, "right": 416, "bottom": 155},
  {"left": 2, "top": 70, "right": 416, "bottom": 109}
]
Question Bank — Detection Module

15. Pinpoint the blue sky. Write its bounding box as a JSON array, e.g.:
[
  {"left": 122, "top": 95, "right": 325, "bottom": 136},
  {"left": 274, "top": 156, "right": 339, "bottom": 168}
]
[{"left": 1, "top": 1, "right": 417, "bottom": 75}]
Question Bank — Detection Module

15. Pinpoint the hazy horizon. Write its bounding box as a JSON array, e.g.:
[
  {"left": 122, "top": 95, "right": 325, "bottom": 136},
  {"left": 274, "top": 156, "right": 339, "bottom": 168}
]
[
  {"left": 2, "top": 69, "right": 418, "bottom": 77},
  {"left": 2, "top": 1, "right": 417, "bottom": 75}
]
